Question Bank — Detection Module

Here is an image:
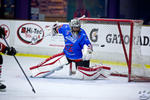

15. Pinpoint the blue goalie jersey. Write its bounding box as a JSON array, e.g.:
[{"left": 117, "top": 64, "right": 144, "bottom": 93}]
[{"left": 58, "top": 24, "right": 92, "bottom": 60}]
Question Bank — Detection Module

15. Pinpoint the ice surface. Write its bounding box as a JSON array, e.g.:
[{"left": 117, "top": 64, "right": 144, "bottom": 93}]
[{"left": 0, "top": 55, "right": 150, "bottom": 100}]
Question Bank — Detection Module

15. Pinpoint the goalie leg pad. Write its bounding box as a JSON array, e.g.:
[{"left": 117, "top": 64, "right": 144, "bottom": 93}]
[
  {"left": 30, "top": 53, "right": 68, "bottom": 77},
  {"left": 74, "top": 65, "right": 111, "bottom": 80}
]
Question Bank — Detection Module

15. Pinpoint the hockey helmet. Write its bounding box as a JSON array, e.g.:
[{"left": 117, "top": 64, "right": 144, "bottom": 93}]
[{"left": 69, "top": 18, "right": 81, "bottom": 28}]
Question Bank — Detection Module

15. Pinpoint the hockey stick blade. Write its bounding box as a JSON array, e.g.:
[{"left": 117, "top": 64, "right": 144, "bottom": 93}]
[{"left": 32, "top": 88, "right": 36, "bottom": 93}]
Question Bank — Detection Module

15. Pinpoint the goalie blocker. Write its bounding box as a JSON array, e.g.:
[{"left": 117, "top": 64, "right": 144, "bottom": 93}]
[{"left": 29, "top": 53, "right": 111, "bottom": 80}]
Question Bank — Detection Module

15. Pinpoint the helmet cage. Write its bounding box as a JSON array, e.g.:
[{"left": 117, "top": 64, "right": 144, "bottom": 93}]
[{"left": 69, "top": 19, "right": 81, "bottom": 28}]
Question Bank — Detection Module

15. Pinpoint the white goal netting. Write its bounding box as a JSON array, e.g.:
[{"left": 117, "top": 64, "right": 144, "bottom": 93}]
[{"left": 80, "top": 18, "right": 150, "bottom": 82}]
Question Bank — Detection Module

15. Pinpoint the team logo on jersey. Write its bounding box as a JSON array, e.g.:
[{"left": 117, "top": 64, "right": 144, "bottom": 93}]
[
  {"left": 90, "top": 28, "right": 98, "bottom": 42},
  {"left": 65, "top": 36, "right": 77, "bottom": 43},
  {"left": 0, "top": 24, "right": 10, "bottom": 39},
  {"left": 17, "top": 23, "right": 44, "bottom": 45}
]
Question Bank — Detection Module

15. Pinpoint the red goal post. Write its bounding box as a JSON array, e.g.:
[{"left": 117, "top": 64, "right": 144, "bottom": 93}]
[{"left": 80, "top": 18, "right": 150, "bottom": 82}]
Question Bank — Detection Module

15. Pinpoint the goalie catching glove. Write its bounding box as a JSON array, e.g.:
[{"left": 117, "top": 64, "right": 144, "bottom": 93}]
[
  {"left": 82, "top": 45, "right": 93, "bottom": 61},
  {"left": 2, "top": 47, "right": 17, "bottom": 56}
]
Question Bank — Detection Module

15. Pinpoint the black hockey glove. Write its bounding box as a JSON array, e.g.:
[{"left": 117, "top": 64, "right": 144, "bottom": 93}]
[
  {"left": 2, "top": 47, "right": 17, "bottom": 56},
  {"left": 52, "top": 23, "right": 58, "bottom": 36},
  {"left": 0, "top": 27, "right": 5, "bottom": 38}
]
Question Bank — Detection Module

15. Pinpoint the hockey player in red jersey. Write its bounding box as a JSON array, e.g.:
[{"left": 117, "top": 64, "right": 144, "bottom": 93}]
[{"left": 0, "top": 27, "right": 16, "bottom": 91}]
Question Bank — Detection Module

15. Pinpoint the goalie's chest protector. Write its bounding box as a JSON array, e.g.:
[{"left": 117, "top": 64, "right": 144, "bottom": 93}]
[{"left": 58, "top": 24, "right": 91, "bottom": 60}]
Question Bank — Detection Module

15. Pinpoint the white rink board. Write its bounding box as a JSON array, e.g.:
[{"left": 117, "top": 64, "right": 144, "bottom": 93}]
[{"left": 0, "top": 19, "right": 150, "bottom": 65}]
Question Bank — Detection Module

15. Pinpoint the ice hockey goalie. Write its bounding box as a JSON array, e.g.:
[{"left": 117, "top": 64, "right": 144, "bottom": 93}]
[{"left": 30, "top": 19, "right": 111, "bottom": 80}]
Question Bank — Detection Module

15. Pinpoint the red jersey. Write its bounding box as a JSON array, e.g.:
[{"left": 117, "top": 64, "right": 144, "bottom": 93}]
[{"left": 0, "top": 42, "right": 6, "bottom": 52}]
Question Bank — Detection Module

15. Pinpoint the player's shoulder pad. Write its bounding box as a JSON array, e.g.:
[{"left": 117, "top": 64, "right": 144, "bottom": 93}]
[
  {"left": 80, "top": 28, "right": 86, "bottom": 35},
  {"left": 80, "top": 28, "right": 86, "bottom": 32}
]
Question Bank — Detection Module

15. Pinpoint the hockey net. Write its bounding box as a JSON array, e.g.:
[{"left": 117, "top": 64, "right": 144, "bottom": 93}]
[{"left": 80, "top": 18, "right": 150, "bottom": 82}]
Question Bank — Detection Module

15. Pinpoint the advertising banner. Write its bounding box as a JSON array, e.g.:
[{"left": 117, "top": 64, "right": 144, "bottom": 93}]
[{"left": 0, "top": 19, "right": 150, "bottom": 57}]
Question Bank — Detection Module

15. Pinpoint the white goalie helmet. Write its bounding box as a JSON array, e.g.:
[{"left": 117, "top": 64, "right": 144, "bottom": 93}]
[{"left": 69, "top": 18, "right": 81, "bottom": 28}]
